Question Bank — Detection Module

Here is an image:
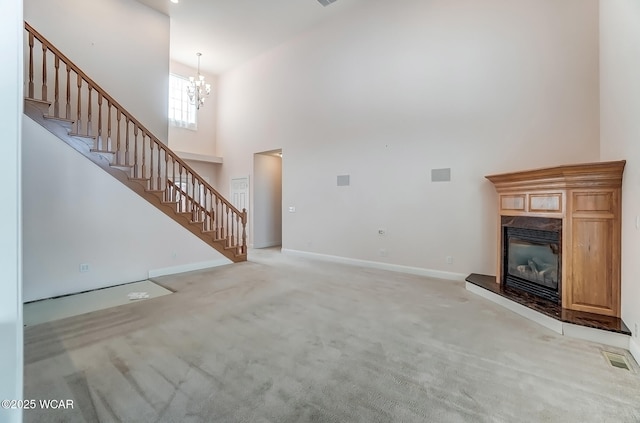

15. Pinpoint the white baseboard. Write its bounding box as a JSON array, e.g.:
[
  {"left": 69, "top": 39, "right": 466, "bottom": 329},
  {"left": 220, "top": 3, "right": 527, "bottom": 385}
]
[
  {"left": 465, "top": 282, "right": 563, "bottom": 334},
  {"left": 148, "top": 258, "right": 232, "bottom": 278},
  {"left": 281, "top": 249, "right": 467, "bottom": 282},
  {"left": 253, "top": 241, "right": 282, "bottom": 249},
  {"left": 562, "top": 323, "right": 630, "bottom": 350},
  {"left": 630, "top": 337, "right": 640, "bottom": 366},
  {"left": 466, "top": 282, "right": 632, "bottom": 350}
]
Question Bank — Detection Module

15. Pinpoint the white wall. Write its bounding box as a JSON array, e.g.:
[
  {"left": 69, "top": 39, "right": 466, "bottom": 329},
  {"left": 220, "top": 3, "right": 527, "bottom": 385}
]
[
  {"left": 599, "top": 0, "right": 640, "bottom": 352},
  {"left": 0, "top": 0, "right": 23, "bottom": 421},
  {"left": 253, "top": 153, "right": 282, "bottom": 248},
  {"left": 22, "top": 116, "right": 228, "bottom": 302},
  {"left": 217, "top": 0, "right": 600, "bottom": 275},
  {"left": 24, "top": 0, "right": 170, "bottom": 142},
  {"left": 181, "top": 159, "right": 219, "bottom": 189},
  {"left": 169, "top": 60, "right": 218, "bottom": 156}
]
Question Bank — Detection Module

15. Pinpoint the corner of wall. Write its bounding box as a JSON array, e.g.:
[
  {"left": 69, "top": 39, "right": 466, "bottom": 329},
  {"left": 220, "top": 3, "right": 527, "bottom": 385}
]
[
  {"left": 0, "top": 0, "right": 24, "bottom": 420},
  {"left": 630, "top": 336, "right": 640, "bottom": 367}
]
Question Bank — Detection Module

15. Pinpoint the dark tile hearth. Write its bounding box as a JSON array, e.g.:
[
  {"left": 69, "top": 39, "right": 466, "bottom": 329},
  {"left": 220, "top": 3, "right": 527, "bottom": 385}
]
[{"left": 466, "top": 273, "right": 631, "bottom": 335}]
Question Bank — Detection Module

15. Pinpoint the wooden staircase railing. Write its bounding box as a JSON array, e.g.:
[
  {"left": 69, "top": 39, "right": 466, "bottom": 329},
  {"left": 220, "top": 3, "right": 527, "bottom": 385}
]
[
  {"left": 166, "top": 179, "right": 244, "bottom": 248},
  {"left": 24, "top": 22, "right": 247, "bottom": 261}
]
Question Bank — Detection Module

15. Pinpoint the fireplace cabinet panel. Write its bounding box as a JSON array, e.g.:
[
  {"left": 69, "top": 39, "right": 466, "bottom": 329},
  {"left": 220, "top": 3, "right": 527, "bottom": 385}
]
[
  {"left": 567, "top": 218, "right": 618, "bottom": 316},
  {"left": 572, "top": 192, "right": 614, "bottom": 214},
  {"left": 499, "top": 192, "right": 564, "bottom": 215},
  {"left": 500, "top": 195, "right": 525, "bottom": 211},
  {"left": 529, "top": 193, "right": 562, "bottom": 213}
]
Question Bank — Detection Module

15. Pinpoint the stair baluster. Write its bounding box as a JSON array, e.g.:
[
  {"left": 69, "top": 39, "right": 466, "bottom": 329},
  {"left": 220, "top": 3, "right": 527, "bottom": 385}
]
[
  {"left": 28, "top": 32, "right": 34, "bottom": 98},
  {"left": 141, "top": 132, "right": 147, "bottom": 181},
  {"left": 133, "top": 126, "right": 139, "bottom": 179},
  {"left": 97, "top": 93, "right": 103, "bottom": 150},
  {"left": 41, "top": 44, "right": 47, "bottom": 101},
  {"left": 76, "top": 74, "right": 82, "bottom": 134},
  {"left": 157, "top": 144, "right": 163, "bottom": 192},
  {"left": 87, "top": 86, "right": 92, "bottom": 136},
  {"left": 106, "top": 100, "right": 112, "bottom": 151},
  {"left": 116, "top": 109, "right": 122, "bottom": 163},
  {"left": 53, "top": 56, "right": 60, "bottom": 117},
  {"left": 65, "top": 66, "right": 71, "bottom": 119}
]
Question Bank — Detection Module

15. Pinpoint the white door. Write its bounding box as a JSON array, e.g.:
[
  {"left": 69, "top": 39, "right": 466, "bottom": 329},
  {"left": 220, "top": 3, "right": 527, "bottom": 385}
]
[{"left": 230, "top": 177, "right": 249, "bottom": 212}]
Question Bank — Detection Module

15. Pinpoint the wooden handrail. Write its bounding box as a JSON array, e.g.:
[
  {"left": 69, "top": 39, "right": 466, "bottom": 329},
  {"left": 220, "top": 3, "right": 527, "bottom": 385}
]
[{"left": 25, "top": 21, "right": 247, "bottom": 256}]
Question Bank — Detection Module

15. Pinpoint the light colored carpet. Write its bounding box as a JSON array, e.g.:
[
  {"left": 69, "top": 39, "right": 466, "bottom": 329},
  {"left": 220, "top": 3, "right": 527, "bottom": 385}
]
[
  {"left": 23, "top": 280, "right": 172, "bottom": 326},
  {"left": 23, "top": 248, "right": 640, "bottom": 422}
]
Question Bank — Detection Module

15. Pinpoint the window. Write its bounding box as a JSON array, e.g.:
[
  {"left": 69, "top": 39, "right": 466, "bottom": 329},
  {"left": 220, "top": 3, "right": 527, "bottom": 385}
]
[{"left": 168, "top": 73, "right": 197, "bottom": 130}]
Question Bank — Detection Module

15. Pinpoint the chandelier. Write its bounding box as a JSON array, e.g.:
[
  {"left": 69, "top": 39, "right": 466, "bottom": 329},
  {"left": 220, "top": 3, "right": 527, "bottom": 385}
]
[{"left": 187, "top": 53, "right": 211, "bottom": 109}]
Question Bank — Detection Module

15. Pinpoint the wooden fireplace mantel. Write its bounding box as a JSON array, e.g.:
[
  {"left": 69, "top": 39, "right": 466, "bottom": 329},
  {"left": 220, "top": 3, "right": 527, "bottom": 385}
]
[{"left": 486, "top": 160, "right": 625, "bottom": 317}]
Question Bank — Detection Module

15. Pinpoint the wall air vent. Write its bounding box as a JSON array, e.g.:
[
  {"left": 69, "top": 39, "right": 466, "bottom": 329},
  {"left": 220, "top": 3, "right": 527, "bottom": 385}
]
[
  {"left": 337, "top": 175, "right": 350, "bottom": 187},
  {"left": 317, "top": 0, "right": 338, "bottom": 6},
  {"left": 431, "top": 168, "right": 451, "bottom": 182}
]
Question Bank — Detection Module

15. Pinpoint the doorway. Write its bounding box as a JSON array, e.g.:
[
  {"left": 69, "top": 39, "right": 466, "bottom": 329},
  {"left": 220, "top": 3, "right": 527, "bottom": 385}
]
[
  {"left": 230, "top": 176, "right": 249, "bottom": 212},
  {"left": 253, "top": 149, "right": 282, "bottom": 248},
  {"left": 229, "top": 176, "right": 250, "bottom": 244}
]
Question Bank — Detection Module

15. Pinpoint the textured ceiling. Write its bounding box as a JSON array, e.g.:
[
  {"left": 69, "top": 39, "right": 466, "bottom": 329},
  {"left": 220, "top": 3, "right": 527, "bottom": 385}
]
[{"left": 136, "top": 0, "right": 368, "bottom": 74}]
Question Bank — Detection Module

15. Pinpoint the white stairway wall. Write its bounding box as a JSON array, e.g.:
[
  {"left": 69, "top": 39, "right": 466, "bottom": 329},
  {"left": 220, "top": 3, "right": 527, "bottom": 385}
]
[{"left": 22, "top": 116, "right": 229, "bottom": 303}]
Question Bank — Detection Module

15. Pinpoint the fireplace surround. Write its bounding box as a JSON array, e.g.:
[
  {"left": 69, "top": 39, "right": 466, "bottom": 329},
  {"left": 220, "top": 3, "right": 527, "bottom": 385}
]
[{"left": 483, "top": 160, "right": 625, "bottom": 318}]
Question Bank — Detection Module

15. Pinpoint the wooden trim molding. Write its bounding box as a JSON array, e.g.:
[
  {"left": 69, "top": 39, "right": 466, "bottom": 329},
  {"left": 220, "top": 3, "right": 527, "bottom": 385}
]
[{"left": 486, "top": 160, "right": 625, "bottom": 191}]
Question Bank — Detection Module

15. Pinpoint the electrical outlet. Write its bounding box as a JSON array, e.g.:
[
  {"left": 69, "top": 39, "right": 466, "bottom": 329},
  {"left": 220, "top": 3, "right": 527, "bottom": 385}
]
[
  {"left": 288, "top": 206, "right": 296, "bottom": 213},
  {"left": 79, "top": 263, "right": 90, "bottom": 273},
  {"left": 379, "top": 248, "right": 388, "bottom": 257},
  {"left": 171, "top": 251, "right": 177, "bottom": 259},
  {"left": 446, "top": 256, "right": 453, "bottom": 265}
]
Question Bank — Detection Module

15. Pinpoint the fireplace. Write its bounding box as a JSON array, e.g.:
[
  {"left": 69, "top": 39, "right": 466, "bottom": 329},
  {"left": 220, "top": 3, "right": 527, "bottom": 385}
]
[
  {"left": 482, "top": 160, "right": 625, "bottom": 318},
  {"left": 466, "top": 161, "right": 628, "bottom": 332},
  {"left": 502, "top": 217, "right": 561, "bottom": 303}
]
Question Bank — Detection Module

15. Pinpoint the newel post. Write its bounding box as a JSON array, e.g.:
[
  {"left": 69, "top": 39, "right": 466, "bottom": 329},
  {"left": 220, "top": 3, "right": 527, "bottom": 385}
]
[{"left": 241, "top": 208, "right": 247, "bottom": 254}]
